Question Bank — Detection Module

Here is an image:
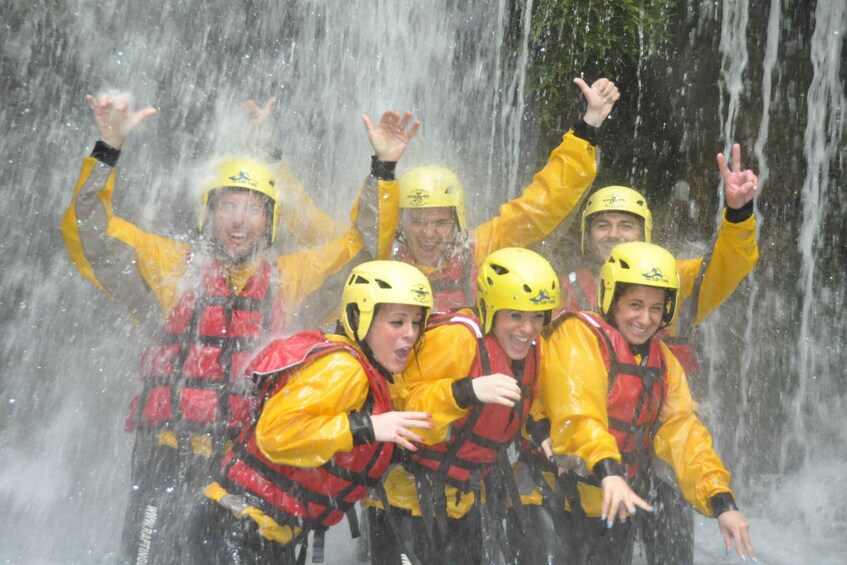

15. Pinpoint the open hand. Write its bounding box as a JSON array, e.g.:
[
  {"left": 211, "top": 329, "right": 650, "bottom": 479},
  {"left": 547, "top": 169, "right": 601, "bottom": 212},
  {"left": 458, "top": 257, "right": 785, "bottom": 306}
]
[
  {"left": 717, "top": 510, "right": 756, "bottom": 561},
  {"left": 245, "top": 96, "right": 276, "bottom": 125},
  {"left": 574, "top": 77, "right": 620, "bottom": 127},
  {"left": 717, "top": 144, "right": 759, "bottom": 209},
  {"left": 371, "top": 411, "right": 433, "bottom": 451},
  {"left": 85, "top": 94, "right": 157, "bottom": 150},
  {"left": 361, "top": 110, "right": 421, "bottom": 162}
]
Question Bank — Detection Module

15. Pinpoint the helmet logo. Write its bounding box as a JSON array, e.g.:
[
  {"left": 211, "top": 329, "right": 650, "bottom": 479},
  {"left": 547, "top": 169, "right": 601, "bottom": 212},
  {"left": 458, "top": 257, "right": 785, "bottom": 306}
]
[
  {"left": 228, "top": 170, "right": 258, "bottom": 188},
  {"left": 602, "top": 195, "right": 626, "bottom": 208},
  {"left": 410, "top": 283, "right": 432, "bottom": 304},
  {"left": 407, "top": 189, "right": 431, "bottom": 206},
  {"left": 642, "top": 267, "right": 669, "bottom": 283},
  {"left": 529, "top": 289, "right": 556, "bottom": 305}
]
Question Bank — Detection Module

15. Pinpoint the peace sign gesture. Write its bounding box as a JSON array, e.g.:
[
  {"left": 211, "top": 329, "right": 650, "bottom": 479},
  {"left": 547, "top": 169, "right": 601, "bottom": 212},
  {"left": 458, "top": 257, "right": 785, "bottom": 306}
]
[{"left": 717, "top": 144, "right": 759, "bottom": 209}]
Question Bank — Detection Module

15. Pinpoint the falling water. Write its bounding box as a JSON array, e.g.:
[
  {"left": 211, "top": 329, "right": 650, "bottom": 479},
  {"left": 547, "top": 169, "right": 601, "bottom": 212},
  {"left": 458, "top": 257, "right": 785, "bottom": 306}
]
[{"left": 1, "top": 1, "right": 846, "bottom": 564}]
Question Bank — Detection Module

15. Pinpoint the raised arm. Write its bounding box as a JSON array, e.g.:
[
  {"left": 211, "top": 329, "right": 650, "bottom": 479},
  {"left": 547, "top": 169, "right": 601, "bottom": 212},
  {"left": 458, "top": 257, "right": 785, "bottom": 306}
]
[
  {"left": 473, "top": 78, "right": 618, "bottom": 259},
  {"left": 61, "top": 94, "right": 185, "bottom": 320},
  {"left": 674, "top": 144, "right": 760, "bottom": 330}
]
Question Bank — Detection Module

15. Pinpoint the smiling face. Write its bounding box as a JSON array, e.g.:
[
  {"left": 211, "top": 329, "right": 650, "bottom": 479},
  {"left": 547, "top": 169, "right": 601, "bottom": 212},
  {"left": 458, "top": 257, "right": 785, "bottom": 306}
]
[
  {"left": 364, "top": 303, "right": 425, "bottom": 373},
  {"left": 491, "top": 309, "right": 545, "bottom": 361},
  {"left": 611, "top": 285, "right": 666, "bottom": 345},
  {"left": 400, "top": 207, "right": 457, "bottom": 267},
  {"left": 587, "top": 212, "right": 644, "bottom": 263},
  {"left": 211, "top": 189, "right": 270, "bottom": 262}
]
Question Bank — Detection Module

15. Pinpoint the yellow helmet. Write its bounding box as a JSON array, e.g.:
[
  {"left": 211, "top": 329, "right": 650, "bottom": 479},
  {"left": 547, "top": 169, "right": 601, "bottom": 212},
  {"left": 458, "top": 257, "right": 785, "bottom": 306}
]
[
  {"left": 341, "top": 260, "right": 434, "bottom": 342},
  {"left": 398, "top": 165, "right": 466, "bottom": 231},
  {"left": 477, "top": 247, "right": 561, "bottom": 334},
  {"left": 598, "top": 241, "right": 679, "bottom": 327},
  {"left": 581, "top": 185, "right": 653, "bottom": 254},
  {"left": 198, "top": 158, "right": 280, "bottom": 243}
]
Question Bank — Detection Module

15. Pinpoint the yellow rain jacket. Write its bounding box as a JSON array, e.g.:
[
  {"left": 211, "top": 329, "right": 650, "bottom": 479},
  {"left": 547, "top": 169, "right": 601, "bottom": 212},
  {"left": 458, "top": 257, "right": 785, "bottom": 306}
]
[
  {"left": 523, "top": 315, "right": 734, "bottom": 517},
  {"left": 367, "top": 310, "right": 486, "bottom": 519},
  {"left": 375, "top": 130, "right": 597, "bottom": 267},
  {"left": 205, "top": 334, "right": 386, "bottom": 546},
  {"left": 61, "top": 157, "right": 382, "bottom": 325}
]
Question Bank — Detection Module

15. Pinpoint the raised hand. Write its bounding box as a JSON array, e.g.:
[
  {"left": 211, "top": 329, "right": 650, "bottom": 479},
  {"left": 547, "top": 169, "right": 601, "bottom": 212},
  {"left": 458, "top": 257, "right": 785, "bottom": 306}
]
[
  {"left": 471, "top": 373, "right": 521, "bottom": 407},
  {"left": 717, "top": 143, "right": 759, "bottom": 209},
  {"left": 245, "top": 96, "right": 276, "bottom": 125},
  {"left": 574, "top": 77, "right": 620, "bottom": 128},
  {"left": 370, "top": 411, "right": 433, "bottom": 451},
  {"left": 361, "top": 110, "right": 421, "bottom": 162},
  {"left": 85, "top": 94, "right": 157, "bottom": 150}
]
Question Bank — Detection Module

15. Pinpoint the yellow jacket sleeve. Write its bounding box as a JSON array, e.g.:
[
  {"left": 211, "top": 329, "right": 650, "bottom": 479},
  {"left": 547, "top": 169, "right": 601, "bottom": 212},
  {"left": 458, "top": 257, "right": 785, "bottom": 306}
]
[
  {"left": 472, "top": 131, "right": 597, "bottom": 263},
  {"left": 274, "top": 161, "right": 348, "bottom": 247},
  {"left": 673, "top": 211, "right": 758, "bottom": 332},
  {"left": 652, "top": 342, "right": 734, "bottom": 515},
  {"left": 541, "top": 317, "right": 622, "bottom": 471},
  {"left": 61, "top": 157, "right": 189, "bottom": 318},
  {"left": 255, "top": 346, "right": 371, "bottom": 467},
  {"left": 402, "top": 320, "right": 480, "bottom": 444}
]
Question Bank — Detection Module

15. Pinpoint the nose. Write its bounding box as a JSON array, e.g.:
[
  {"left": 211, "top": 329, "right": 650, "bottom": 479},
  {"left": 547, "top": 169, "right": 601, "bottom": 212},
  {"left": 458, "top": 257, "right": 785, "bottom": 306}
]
[{"left": 403, "top": 321, "right": 419, "bottom": 343}]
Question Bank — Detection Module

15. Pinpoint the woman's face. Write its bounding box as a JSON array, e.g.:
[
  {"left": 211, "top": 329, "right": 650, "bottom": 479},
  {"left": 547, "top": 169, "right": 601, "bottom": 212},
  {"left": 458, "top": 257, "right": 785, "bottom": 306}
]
[
  {"left": 612, "top": 285, "right": 666, "bottom": 345},
  {"left": 492, "top": 309, "right": 545, "bottom": 360},
  {"left": 364, "top": 304, "right": 425, "bottom": 373}
]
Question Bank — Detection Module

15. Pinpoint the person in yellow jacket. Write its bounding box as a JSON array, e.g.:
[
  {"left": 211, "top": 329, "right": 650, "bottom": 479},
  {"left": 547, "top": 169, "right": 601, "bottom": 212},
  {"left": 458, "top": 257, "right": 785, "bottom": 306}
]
[
  {"left": 187, "top": 261, "right": 435, "bottom": 564},
  {"left": 365, "top": 248, "right": 560, "bottom": 565},
  {"left": 360, "top": 77, "right": 619, "bottom": 311},
  {"left": 60, "top": 93, "right": 420, "bottom": 564},
  {"left": 538, "top": 242, "right": 755, "bottom": 564},
  {"left": 537, "top": 145, "right": 760, "bottom": 565}
]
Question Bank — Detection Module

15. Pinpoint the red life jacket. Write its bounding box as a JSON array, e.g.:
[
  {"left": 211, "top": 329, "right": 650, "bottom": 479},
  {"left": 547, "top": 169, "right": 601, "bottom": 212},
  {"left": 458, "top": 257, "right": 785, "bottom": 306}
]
[
  {"left": 130, "top": 256, "right": 285, "bottom": 438},
  {"left": 219, "top": 331, "right": 395, "bottom": 534},
  {"left": 395, "top": 243, "right": 477, "bottom": 311},
  {"left": 408, "top": 312, "right": 538, "bottom": 489},
  {"left": 558, "top": 269, "right": 699, "bottom": 374},
  {"left": 576, "top": 312, "right": 667, "bottom": 478}
]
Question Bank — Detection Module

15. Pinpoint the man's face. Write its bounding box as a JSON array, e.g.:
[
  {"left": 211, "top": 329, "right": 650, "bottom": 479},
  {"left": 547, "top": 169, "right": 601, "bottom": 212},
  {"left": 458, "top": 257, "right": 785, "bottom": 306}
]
[
  {"left": 400, "top": 207, "right": 457, "bottom": 267},
  {"left": 211, "top": 189, "right": 269, "bottom": 262},
  {"left": 587, "top": 212, "right": 643, "bottom": 263}
]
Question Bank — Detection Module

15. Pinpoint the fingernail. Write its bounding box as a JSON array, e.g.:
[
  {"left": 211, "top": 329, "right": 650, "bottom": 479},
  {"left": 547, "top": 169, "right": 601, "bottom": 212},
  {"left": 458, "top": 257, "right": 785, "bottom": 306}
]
[
  {"left": 725, "top": 549, "right": 731, "bottom": 557},
  {"left": 601, "top": 514, "right": 606, "bottom": 521},
  {"left": 632, "top": 507, "right": 637, "bottom": 514},
  {"left": 752, "top": 558, "right": 759, "bottom": 564},
  {"left": 606, "top": 521, "right": 613, "bottom": 529},
  {"left": 741, "top": 557, "right": 747, "bottom": 562}
]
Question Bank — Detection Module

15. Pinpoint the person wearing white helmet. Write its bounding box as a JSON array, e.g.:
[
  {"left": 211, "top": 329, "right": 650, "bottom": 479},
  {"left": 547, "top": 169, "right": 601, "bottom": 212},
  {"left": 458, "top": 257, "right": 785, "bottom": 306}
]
[
  {"left": 360, "top": 77, "right": 620, "bottom": 312},
  {"left": 61, "top": 94, "right": 419, "bottom": 563}
]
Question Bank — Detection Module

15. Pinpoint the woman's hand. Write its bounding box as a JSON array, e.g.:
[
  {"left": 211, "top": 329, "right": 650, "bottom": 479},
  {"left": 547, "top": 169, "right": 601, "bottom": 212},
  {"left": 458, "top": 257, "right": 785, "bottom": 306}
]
[
  {"left": 600, "top": 475, "right": 653, "bottom": 527},
  {"left": 717, "top": 510, "right": 756, "bottom": 561},
  {"left": 471, "top": 373, "right": 521, "bottom": 407},
  {"left": 370, "top": 411, "right": 432, "bottom": 450}
]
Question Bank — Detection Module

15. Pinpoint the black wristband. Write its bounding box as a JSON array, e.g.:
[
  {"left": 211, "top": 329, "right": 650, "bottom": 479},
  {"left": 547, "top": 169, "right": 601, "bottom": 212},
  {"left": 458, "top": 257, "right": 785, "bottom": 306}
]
[
  {"left": 710, "top": 492, "right": 739, "bottom": 517},
  {"left": 451, "top": 378, "right": 477, "bottom": 409},
  {"left": 348, "top": 411, "right": 375, "bottom": 445},
  {"left": 593, "top": 458, "right": 625, "bottom": 481},
  {"left": 725, "top": 199, "right": 754, "bottom": 223},
  {"left": 370, "top": 156, "right": 396, "bottom": 180},
  {"left": 91, "top": 140, "right": 121, "bottom": 167},
  {"left": 525, "top": 416, "right": 551, "bottom": 446},
  {"left": 572, "top": 121, "right": 601, "bottom": 146}
]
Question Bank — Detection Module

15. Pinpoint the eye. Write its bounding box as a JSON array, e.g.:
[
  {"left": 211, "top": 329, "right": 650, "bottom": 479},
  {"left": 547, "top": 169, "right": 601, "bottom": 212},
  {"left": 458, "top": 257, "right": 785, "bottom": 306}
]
[{"left": 247, "top": 204, "right": 264, "bottom": 215}]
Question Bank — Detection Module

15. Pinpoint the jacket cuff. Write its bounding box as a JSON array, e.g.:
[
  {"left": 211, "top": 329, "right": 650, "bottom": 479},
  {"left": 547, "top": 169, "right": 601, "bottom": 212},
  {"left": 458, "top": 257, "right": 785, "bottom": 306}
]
[
  {"left": 91, "top": 141, "right": 121, "bottom": 167},
  {"left": 572, "top": 121, "right": 601, "bottom": 146},
  {"left": 370, "top": 156, "right": 396, "bottom": 180},
  {"left": 348, "top": 411, "right": 375, "bottom": 445},
  {"left": 451, "top": 378, "right": 477, "bottom": 409},
  {"left": 525, "top": 416, "right": 551, "bottom": 446},
  {"left": 725, "top": 200, "right": 753, "bottom": 223},
  {"left": 710, "top": 492, "right": 739, "bottom": 517},
  {"left": 593, "top": 458, "right": 625, "bottom": 481}
]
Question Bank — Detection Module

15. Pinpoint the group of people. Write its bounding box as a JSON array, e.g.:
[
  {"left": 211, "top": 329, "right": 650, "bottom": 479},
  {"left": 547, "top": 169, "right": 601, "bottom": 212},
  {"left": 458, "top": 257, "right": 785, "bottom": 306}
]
[{"left": 62, "top": 76, "right": 759, "bottom": 564}]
